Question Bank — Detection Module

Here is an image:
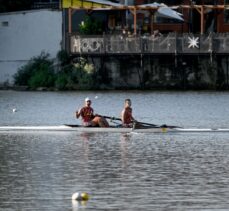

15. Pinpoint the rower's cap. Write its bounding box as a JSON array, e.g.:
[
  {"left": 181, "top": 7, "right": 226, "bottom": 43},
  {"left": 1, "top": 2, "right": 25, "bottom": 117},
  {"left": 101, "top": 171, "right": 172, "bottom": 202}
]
[{"left": 85, "top": 97, "right": 91, "bottom": 102}]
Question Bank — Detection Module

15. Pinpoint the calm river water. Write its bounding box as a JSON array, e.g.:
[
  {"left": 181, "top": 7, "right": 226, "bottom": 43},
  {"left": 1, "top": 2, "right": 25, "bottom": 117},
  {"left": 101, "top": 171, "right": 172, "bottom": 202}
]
[{"left": 1, "top": 90, "right": 229, "bottom": 210}]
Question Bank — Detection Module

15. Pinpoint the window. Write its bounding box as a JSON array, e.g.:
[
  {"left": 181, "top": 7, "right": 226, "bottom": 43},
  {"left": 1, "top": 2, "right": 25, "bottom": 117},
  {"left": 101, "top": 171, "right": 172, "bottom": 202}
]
[{"left": 1, "top": 21, "right": 9, "bottom": 27}]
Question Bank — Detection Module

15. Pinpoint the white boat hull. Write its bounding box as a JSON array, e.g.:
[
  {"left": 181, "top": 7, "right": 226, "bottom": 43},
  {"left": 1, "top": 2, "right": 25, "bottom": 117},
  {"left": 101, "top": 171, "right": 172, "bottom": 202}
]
[{"left": 0, "top": 125, "right": 229, "bottom": 133}]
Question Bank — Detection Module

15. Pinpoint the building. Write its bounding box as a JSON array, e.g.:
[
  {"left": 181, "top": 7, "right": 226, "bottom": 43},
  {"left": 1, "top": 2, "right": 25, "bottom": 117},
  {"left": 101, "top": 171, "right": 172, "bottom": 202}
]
[
  {"left": 1, "top": 0, "right": 229, "bottom": 88},
  {"left": 0, "top": 9, "right": 62, "bottom": 85},
  {"left": 63, "top": 0, "right": 229, "bottom": 56},
  {"left": 62, "top": 0, "right": 229, "bottom": 90}
]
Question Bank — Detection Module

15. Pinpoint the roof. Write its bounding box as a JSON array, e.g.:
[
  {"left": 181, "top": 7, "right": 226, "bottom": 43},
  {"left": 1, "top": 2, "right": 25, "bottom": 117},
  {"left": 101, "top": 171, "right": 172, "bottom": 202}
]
[
  {"left": 62, "top": 0, "right": 123, "bottom": 9},
  {"left": 62, "top": 0, "right": 183, "bottom": 21}
]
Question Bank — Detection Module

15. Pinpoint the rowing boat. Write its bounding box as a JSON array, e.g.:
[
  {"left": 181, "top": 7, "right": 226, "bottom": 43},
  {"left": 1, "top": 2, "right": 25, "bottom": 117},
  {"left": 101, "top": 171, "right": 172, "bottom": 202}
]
[{"left": 0, "top": 125, "right": 229, "bottom": 133}]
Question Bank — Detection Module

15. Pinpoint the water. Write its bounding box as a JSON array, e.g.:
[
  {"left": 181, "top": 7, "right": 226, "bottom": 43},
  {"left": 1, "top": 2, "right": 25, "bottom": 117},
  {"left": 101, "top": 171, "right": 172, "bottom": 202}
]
[{"left": 1, "top": 90, "right": 229, "bottom": 210}]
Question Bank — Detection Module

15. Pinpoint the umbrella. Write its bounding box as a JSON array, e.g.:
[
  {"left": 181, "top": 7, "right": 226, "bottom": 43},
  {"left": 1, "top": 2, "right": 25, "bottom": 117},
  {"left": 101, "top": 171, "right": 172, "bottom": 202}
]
[{"left": 138, "top": 2, "right": 184, "bottom": 22}]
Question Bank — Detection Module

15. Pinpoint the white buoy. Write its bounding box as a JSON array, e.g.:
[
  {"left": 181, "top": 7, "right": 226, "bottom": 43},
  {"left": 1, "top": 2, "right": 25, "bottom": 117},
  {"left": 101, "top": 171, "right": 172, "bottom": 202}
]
[
  {"left": 72, "top": 192, "right": 89, "bottom": 201},
  {"left": 95, "top": 96, "right": 98, "bottom": 99},
  {"left": 12, "top": 108, "right": 17, "bottom": 113}
]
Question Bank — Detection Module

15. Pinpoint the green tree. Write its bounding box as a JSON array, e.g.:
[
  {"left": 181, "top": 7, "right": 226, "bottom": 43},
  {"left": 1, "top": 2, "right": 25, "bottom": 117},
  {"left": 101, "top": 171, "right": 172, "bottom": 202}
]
[
  {"left": 14, "top": 52, "right": 55, "bottom": 89},
  {"left": 79, "top": 16, "right": 103, "bottom": 35}
]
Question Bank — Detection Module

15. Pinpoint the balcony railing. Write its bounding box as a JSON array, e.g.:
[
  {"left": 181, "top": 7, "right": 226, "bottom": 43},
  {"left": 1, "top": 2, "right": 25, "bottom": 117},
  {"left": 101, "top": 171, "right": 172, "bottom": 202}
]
[{"left": 68, "top": 33, "right": 229, "bottom": 55}]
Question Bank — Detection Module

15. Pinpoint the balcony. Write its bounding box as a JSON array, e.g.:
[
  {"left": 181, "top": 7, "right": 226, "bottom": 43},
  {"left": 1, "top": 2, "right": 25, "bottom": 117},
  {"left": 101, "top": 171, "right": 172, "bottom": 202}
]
[{"left": 67, "top": 33, "right": 229, "bottom": 55}]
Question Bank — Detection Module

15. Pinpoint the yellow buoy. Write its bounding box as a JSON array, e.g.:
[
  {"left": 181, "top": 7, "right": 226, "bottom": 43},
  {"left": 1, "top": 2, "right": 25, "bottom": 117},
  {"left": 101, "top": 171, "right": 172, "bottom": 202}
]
[
  {"left": 81, "top": 192, "right": 89, "bottom": 201},
  {"left": 161, "top": 127, "right": 167, "bottom": 133},
  {"left": 72, "top": 192, "right": 89, "bottom": 201}
]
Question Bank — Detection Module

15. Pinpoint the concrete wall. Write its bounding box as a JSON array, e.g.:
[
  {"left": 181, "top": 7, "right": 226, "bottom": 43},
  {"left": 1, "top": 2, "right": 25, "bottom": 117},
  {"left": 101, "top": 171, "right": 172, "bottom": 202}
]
[
  {"left": 84, "top": 55, "right": 229, "bottom": 90},
  {"left": 0, "top": 9, "right": 62, "bottom": 85}
]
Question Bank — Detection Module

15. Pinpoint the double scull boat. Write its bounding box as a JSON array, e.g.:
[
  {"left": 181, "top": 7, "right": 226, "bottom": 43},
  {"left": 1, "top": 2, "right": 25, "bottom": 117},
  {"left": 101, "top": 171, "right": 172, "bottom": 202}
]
[{"left": 0, "top": 125, "right": 229, "bottom": 133}]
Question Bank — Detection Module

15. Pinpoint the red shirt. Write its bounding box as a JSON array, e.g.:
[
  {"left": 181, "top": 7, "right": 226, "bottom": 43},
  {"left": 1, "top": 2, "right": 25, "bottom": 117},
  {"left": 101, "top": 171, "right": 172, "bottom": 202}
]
[
  {"left": 80, "top": 106, "right": 94, "bottom": 123},
  {"left": 122, "top": 107, "right": 133, "bottom": 124}
]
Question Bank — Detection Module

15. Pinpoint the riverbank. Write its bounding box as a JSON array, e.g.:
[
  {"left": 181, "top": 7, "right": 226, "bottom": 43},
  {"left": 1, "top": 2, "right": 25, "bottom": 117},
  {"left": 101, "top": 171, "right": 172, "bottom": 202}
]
[{"left": 2, "top": 53, "right": 229, "bottom": 91}]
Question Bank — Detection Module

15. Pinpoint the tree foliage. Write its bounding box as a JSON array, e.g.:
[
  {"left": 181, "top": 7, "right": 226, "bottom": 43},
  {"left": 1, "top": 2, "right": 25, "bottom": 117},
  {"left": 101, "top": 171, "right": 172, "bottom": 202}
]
[
  {"left": 79, "top": 16, "right": 103, "bottom": 35},
  {"left": 14, "top": 51, "right": 99, "bottom": 90},
  {"left": 14, "top": 52, "right": 55, "bottom": 88}
]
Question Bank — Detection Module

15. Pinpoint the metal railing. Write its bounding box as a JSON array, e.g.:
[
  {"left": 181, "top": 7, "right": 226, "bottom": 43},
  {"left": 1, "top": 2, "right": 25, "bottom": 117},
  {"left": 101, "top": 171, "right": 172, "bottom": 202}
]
[{"left": 68, "top": 33, "right": 229, "bottom": 55}]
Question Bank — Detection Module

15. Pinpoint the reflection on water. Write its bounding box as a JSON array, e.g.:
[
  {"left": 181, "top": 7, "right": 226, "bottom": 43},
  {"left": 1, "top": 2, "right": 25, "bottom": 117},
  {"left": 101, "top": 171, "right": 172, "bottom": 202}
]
[
  {"left": 1, "top": 132, "right": 229, "bottom": 210},
  {"left": 1, "top": 91, "right": 229, "bottom": 210}
]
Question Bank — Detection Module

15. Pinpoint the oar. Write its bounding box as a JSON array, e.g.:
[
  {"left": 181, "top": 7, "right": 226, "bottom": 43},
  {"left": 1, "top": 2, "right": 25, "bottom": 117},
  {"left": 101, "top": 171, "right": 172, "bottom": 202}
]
[
  {"left": 99, "top": 115, "right": 181, "bottom": 128},
  {"left": 136, "top": 122, "right": 182, "bottom": 129},
  {"left": 100, "top": 115, "right": 122, "bottom": 121},
  {"left": 100, "top": 115, "right": 156, "bottom": 126}
]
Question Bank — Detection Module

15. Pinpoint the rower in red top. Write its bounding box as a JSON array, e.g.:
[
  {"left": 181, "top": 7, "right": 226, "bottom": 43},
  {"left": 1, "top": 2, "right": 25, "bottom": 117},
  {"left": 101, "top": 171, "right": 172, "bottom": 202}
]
[
  {"left": 121, "top": 99, "right": 136, "bottom": 127},
  {"left": 76, "top": 97, "right": 109, "bottom": 127}
]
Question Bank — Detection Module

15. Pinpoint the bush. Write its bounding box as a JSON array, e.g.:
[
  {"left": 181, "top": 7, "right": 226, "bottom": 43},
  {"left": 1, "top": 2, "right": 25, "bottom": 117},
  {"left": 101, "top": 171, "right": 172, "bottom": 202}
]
[
  {"left": 55, "top": 73, "right": 69, "bottom": 90},
  {"left": 14, "top": 52, "right": 55, "bottom": 88},
  {"left": 28, "top": 63, "right": 55, "bottom": 89},
  {"left": 14, "top": 51, "right": 99, "bottom": 90},
  {"left": 72, "top": 57, "right": 97, "bottom": 89},
  {"left": 57, "top": 50, "right": 71, "bottom": 66}
]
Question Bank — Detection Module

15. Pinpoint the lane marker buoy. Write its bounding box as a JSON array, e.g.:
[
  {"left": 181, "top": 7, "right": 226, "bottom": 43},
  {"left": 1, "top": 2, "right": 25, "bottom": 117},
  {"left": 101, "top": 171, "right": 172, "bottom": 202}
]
[{"left": 72, "top": 192, "right": 89, "bottom": 201}]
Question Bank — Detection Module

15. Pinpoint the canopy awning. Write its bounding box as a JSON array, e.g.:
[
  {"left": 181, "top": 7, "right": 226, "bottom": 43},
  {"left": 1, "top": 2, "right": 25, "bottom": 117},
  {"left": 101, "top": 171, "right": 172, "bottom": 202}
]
[
  {"left": 64, "top": 0, "right": 185, "bottom": 34},
  {"left": 138, "top": 3, "right": 184, "bottom": 22},
  {"left": 62, "top": 0, "right": 124, "bottom": 9}
]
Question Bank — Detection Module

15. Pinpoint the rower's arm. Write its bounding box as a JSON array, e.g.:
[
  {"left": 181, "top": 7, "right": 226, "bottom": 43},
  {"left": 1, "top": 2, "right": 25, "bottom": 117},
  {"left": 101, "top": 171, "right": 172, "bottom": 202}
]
[
  {"left": 75, "top": 109, "right": 81, "bottom": 119},
  {"left": 121, "top": 110, "right": 125, "bottom": 123}
]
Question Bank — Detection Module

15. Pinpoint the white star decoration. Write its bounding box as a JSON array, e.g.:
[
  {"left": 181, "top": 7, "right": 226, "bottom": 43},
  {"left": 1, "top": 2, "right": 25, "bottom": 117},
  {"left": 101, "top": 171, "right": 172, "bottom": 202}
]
[{"left": 188, "top": 37, "right": 199, "bottom": 48}]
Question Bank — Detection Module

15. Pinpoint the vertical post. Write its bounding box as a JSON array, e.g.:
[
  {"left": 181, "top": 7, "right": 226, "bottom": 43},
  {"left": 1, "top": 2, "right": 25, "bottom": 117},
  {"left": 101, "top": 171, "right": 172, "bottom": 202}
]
[
  {"left": 68, "top": 7, "right": 72, "bottom": 33},
  {"left": 200, "top": 5, "right": 204, "bottom": 34},
  {"left": 134, "top": 7, "right": 137, "bottom": 35},
  {"left": 59, "top": 0, "right": 62, "bottom": 9},
  {"left": 62, "top": 9, "right": 66, "bottom": 50},
  {"left": 125, "top": 0, "right": 128, "bottom": 26},
  {"left": 150, "top": 12, "right": 154, "bottom": 35}
]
